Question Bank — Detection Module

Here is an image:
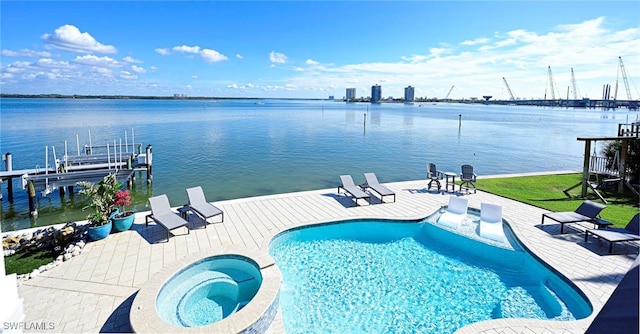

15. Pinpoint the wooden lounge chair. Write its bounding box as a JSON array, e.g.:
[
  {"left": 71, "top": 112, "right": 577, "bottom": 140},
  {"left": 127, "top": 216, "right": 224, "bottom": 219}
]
[
  {"left": 186, "top": 186, "right": 224, "bottom": 226},
  {"left": 459, "top": 164, "right": 477, "bottom": 193},
  {"left": 437, "top": 196, "right": 468, "bottom": 229},
  {"left": 363, "top": 172, "right": 396, "bottom": 203},
  {"left": 146, "top": 194, "right": 190, "bottom": 241},
  {"left": 541, "top": 200, "right": 606, "bottom": 233},
  {"left": 427, "top": 163, "right": 443, "bottom": 192},
  {"left": 585, "top": 213, "right": 640, "bottom": 253},
  {"left": 338, "top": 175, "right": 370, "bottom": 207},
  {"left": 478, "top": 202, "right": 505, "bottom": 242}
]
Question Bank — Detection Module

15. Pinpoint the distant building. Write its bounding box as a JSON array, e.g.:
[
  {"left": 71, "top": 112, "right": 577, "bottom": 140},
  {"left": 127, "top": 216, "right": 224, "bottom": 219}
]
[
  {"left": 404, "top": 86, "right": 415, "bottom": 102},
  {"left": 371, "top": 84, "right": 382, "bottom": 103},
  {"left": 328, "top": 95, "right": 334, "bottom": 100},
  {"left": 346, "top": 88, "right": 356, "bottom": 101}
]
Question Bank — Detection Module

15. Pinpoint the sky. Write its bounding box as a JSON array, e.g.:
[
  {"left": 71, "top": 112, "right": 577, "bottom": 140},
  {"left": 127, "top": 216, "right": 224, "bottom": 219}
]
[{"left": 1, "top": 1, "right": 639, "bottom": 100}]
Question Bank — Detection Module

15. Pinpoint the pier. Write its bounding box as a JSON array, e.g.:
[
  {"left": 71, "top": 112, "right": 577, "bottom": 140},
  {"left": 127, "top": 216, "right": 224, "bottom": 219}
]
[{"left": 0, "top": 133, "right": 153, "bottom": 217}]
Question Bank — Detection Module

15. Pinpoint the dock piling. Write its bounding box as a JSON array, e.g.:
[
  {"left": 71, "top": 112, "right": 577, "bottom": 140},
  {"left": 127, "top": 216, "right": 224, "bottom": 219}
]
[
  {"left": 3, "top": 152, "right": 13, "bottom": 201},
  {"left": 146, "top": 144, "right": 153, "bottom": 184}
]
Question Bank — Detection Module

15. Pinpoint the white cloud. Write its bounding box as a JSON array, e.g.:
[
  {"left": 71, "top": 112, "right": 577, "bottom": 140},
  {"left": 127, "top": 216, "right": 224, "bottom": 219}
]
[
  {"left": 269, "top": 51, "right": 287, "bottom": 64},
  {"left": 155, "top": 48, "right": 170, "bottom": 56},
  {"left": 173, "top": 45, "right": 201, "bottom": 54},
  {"left": 150, "top": 66, "right": 157, "bottom": 72},
  {"left": 461, "top": 37, "right": 490, "bottom": 46},
  {"left": 123, "top": 56, "right": 142, "bottom": 63},
  {"left": 227, "top": 83, "right": 239, "bottom": 89},
  {"left": 200, "top": 49, "right": 228, "bottom": 62},
  {"left": 131, "top": 65, "right": 146, "bottom": 73},
  {"left": 236, "top": 54, "right": 243, "bottom": 59},
  {"left": 2, "top": 49, "right": 52, "bottom": 58},
  {"left": 119, "top": 71, "right": 137, "bottom": 80},
  {"left": 305, "top": 59, "right": 319, "bottom": 65},
  {"left": 41, "top": 25, "right": 117, "bottom": 54},
  {"left": 34, "top": 58, "right": 72, "bottom": 69},
  {"left": 73, "top": 54, "right": 120, "bottom": 67}
]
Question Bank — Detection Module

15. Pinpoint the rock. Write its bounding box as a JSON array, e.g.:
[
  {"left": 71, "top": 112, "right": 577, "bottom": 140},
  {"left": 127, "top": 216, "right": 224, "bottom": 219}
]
[
  {"left": 56, "top": 255, "right": 64, "bottom": 262},
  {"left": 54, "top": 225, "right": 75, "bottom": 246},
  {"left": 30, "top": 269, "right": 40, "bottom": 279},
  {"left": 63, "top": 253, "right": 73, "bottom": 261},
  {"left": 72, "top": 249, "right": 80, "bottom": 257},
  {"left": 2, "top": 236, "right": 22, "bottom": 250}
]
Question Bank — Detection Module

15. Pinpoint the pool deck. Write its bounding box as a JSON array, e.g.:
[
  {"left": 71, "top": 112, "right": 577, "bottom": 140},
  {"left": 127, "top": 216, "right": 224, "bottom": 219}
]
[{"left": 12, "top": 175, "right": 639, "bottom": 333}]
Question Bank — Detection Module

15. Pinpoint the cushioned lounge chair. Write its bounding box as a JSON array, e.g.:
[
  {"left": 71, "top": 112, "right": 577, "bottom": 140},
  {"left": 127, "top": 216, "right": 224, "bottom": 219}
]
[
  {"left": 541, "top": 200, "right": 606, "bottom": 233},
  {"left": 338, "top": 175, "right": 370, "bottom": 206},
  {"left": 585, "top": 213, "right": 640, "bottom": 253},
  {"left": 363, "top": 172, "right": 395, "bottom": 203},
  {"left": 146, "top": 194, "right": 190, "bottom": 241},
  {"left": 459, "top": 164, "right": 477, "bottom": 193},
  {"left": 427, "top": 163, "right": 442, "bottom": 192},
  {"left": 478, "top": 202, "right": 505, "bottom": 242},
  {"left": 186, "top": 186, "right": 224, "bottom": 226},
  {"left": 438, "top": 196, "right": 469, "bottom": 229}
]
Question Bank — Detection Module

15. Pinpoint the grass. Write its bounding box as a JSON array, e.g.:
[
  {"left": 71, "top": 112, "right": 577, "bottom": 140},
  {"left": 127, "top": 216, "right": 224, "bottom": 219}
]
[
  {"left": 4, "top": 246, "right": 60, "bottom": 275},
  {"left": 476, "top": 173, "right": 639, "bottom": 227}
]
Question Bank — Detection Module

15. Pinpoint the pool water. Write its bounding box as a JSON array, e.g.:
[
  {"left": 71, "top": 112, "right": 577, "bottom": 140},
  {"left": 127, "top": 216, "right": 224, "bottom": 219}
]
[{"left": 269, "top": 219, "right": 591, "bottom": 334}]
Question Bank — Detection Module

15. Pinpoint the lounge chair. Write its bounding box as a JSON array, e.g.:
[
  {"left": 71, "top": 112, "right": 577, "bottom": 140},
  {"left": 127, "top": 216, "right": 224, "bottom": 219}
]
[
  {"left": 186, "top": 186, "right": 224, "bottom": 226},
  {"left": 585, "top": 213, "right": 640, "bottom": 253},
  {"left": 459, "top": 164, "right": 477, "bottom": 193},
  {"left": 146, "top": 194, "right": 190, "bottom": 241},
  {"left": 541, "top": 200, "right": 606, "bottom": 233},
  {"left": 338, "top": 175, "right": 370, "bottom": 206},
  {"left": 363, "top": 172, "right": 396, "bottom": 203},
  {"left": 478, "top": 202, "right": 505, "bottom": 242},
  {"left": 437, "top": 196, "right": 469, "bottom": 229},
  {"left": 427, "top": 163, "right": 442, "bottom": 192}
]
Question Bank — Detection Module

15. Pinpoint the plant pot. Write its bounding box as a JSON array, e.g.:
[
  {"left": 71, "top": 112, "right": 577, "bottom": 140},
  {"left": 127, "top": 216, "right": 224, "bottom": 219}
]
[
  {"left": 112, "top": 212, "right": 135, "bottom": 232},
  {"left": 88, "top": 221, "right": 112, "bottom": 241}
]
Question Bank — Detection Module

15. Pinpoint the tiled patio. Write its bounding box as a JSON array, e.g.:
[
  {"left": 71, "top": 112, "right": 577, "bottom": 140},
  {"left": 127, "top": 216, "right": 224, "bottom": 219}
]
[{"left": 15, "top": 178, "right": 638, "bottom": 333}]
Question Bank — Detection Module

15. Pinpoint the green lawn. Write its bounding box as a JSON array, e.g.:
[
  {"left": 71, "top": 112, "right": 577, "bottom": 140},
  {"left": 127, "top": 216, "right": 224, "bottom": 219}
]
[
  {"left": 5, "top": 247, "right": 60, "bottom": 275},
  {"left": 476, "top": 173, "right": 639, "bottom": 227}
]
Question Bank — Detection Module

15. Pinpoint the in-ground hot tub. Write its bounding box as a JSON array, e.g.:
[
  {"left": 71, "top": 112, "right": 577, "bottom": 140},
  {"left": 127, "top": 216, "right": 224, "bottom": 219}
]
[{"left": 130, "top": 248, "right": 281, "bottom": 333}]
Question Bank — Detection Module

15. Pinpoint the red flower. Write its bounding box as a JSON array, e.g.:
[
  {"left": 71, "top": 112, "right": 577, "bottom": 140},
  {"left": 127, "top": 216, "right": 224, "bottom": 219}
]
[{"left": 114, "top": 190, "right": 131, "bottom": 208}]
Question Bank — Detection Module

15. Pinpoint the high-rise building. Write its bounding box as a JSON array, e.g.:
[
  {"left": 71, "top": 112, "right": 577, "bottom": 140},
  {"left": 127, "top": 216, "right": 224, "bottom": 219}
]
[
  {"left": 346, "top": 88, "right": 356, "bottom": 101},
  {"left": 404, "top": 86, "right": 415, "bottom": 102},
  {"left": 371, "top": 84, "right": 382, "bottom": 103}
]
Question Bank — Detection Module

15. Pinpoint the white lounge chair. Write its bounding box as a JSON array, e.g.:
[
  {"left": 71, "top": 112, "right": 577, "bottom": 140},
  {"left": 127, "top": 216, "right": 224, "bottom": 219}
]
[
  {"left": 363, "top": 172, "right": 395, "bottom": 203},
  {"left": 186, "top": 186, "right": 224, "bottom": 226},
  {"left": 438, "top": 196, "right": 469, "bottom": 229},
  {"left": 478, "top": 202, "right": 505, "bottom": 242},
  {"left": 338, "top": 175, "right": 370, "bottom": 206},
  {"left": 146, "top": 194, "right": 190, "bottom": 241}
]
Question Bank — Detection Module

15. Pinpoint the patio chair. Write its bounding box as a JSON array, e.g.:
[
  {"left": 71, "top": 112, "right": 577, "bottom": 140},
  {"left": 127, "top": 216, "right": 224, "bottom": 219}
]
[
  {"left": 338, "top": 175, "right": 371, "bottom": 207},
  {"left": 186, "top": 186, "right": 224, "bottom": 226},
  {"left": 437, "top": 196, "right": 469, "bottom": 229},
  {"left": 459, "top": 164, "right": 477, "bottom": 193},
  {"left": 541, "top": 200, "right": 606, "bottom": 233},
  {"left": 585, "top": 213, "right": 640, "bottom": 253},
  {"left": 363, "top": 172, "right": 396, "bottom": 203},
  {"left": 427, "top": 163, "right": 443, "bottom": 192},
  {"left": 146, "top": 194, "right": 190, "bottom": 241},
  {"left": 478, "top": 202, "right": 505, "bottom": 242}
]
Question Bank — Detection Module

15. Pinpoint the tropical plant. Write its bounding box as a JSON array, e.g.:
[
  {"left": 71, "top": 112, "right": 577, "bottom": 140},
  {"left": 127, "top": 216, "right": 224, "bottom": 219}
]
[{"left": 77, "top": 173, "right": 122, "bottom": 226}]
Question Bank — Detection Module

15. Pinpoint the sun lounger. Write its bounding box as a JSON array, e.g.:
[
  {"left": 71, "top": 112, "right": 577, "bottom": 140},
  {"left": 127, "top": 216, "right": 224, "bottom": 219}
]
[
  {"left": 363, "top": 172, "right": 396, "bottom": 203},
  {"left": 146, "top": 194, "right": 190, "bottom": 241},
  {"left": 478, "top": 202, "right": 505, "bottom": 242},
  {"left": 338, "top": 175, "right": 370, "bottom": 206},
  {"left": 186, "top": 186, "right": 224, "bottom": 226},
  {"left": 541, "top": 200, "right": 606, "bottom": 233},
  {"left": 437, "top": 196, "right": 469, "bottom": 229},
  {"left": 585, "top": 213, "right": 640, "bottom": 253}
]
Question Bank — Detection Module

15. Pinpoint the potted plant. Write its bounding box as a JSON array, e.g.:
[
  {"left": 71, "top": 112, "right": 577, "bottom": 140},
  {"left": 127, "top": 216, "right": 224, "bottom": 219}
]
[
  {"left": 77, "top": 173, "right": 121, "bottom": 241},
  {"left": 112, "top": 189, "right": 135, "bottom": 232}
]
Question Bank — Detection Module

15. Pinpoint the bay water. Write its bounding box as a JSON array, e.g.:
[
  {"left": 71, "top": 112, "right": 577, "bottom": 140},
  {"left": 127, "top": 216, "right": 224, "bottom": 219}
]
[{"left": 0, "top": 98, "right": 634, "bottom": 231}]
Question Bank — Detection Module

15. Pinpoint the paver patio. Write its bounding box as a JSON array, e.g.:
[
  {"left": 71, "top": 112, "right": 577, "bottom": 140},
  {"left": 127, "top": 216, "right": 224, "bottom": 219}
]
[{"left": 13, "top": 178, "right": 638, "bottom": 333}]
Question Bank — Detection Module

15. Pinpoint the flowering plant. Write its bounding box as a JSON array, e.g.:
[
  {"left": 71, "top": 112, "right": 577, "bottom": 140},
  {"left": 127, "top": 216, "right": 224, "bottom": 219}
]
[
  {"left": 77, "top": 173, "right": 121, "bottom": 226},
  {"left": 114, "top": 189, "right": 134, "bottom": 218}
]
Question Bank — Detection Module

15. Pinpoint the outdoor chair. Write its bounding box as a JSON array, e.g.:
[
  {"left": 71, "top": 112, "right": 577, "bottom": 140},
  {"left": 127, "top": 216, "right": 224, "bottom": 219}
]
[
  {"left": 427, "top": 163, "right": 443, "bottom": 192},
  {"left": 541, "top": 200, "right": 606, "bottom": 233},
  {"left": 478, "top": 202, "right": 505, "bottom": 242},
  {"left": 437, "top": 196, "right": 469, "bottom": 229},
  {"left": 186, "top": 186, "right": 224, "bottom": 227},
  {"left": 146, "top": 194, "right": 190, "bottom": 241},
  {"left": 363, "top": 172, "right": 396, "bottom": 203},
  {"left": 585, "top": 213, "right": 640, "bottom": 253},
  {"left": 459, "top": 164, "right": 477, "bottom": 193},
  {"left": 338, "top": 175, "right": 371, "bottom": 207}
]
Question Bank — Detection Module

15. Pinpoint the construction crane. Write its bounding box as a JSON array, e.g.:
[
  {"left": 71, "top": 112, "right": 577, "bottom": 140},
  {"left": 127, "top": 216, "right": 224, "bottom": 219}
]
[
  {"left": 545, "top": 66, "right": 560, "bottom": 101},
  {"left": 617, "top": 56, "right": 633, "bottom": 101},
  {"left": 502, "top": 77, "right": 516, "bottom": 100},
  {"left": 570, "top": 68, "right": 579, "bottom": 100},
  {"left": 445, "top": 85, "right": 454, "bottom": 100}
]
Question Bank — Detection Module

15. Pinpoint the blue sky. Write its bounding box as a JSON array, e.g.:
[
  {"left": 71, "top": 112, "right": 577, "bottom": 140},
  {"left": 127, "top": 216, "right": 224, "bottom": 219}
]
[{"left": 1, "top": 1, "right": 639, "bottom": 100}]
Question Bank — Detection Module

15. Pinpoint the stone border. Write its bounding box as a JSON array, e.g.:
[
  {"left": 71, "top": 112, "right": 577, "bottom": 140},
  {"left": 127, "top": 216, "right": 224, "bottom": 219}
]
[{"left": 129, "top": 247, "right": 281, "bottom": 333}]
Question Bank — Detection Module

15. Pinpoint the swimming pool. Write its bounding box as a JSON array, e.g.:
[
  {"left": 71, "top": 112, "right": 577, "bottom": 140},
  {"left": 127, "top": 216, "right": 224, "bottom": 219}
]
[{"left": 268, "top": 216, "right": 592, "bottom": 334}]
